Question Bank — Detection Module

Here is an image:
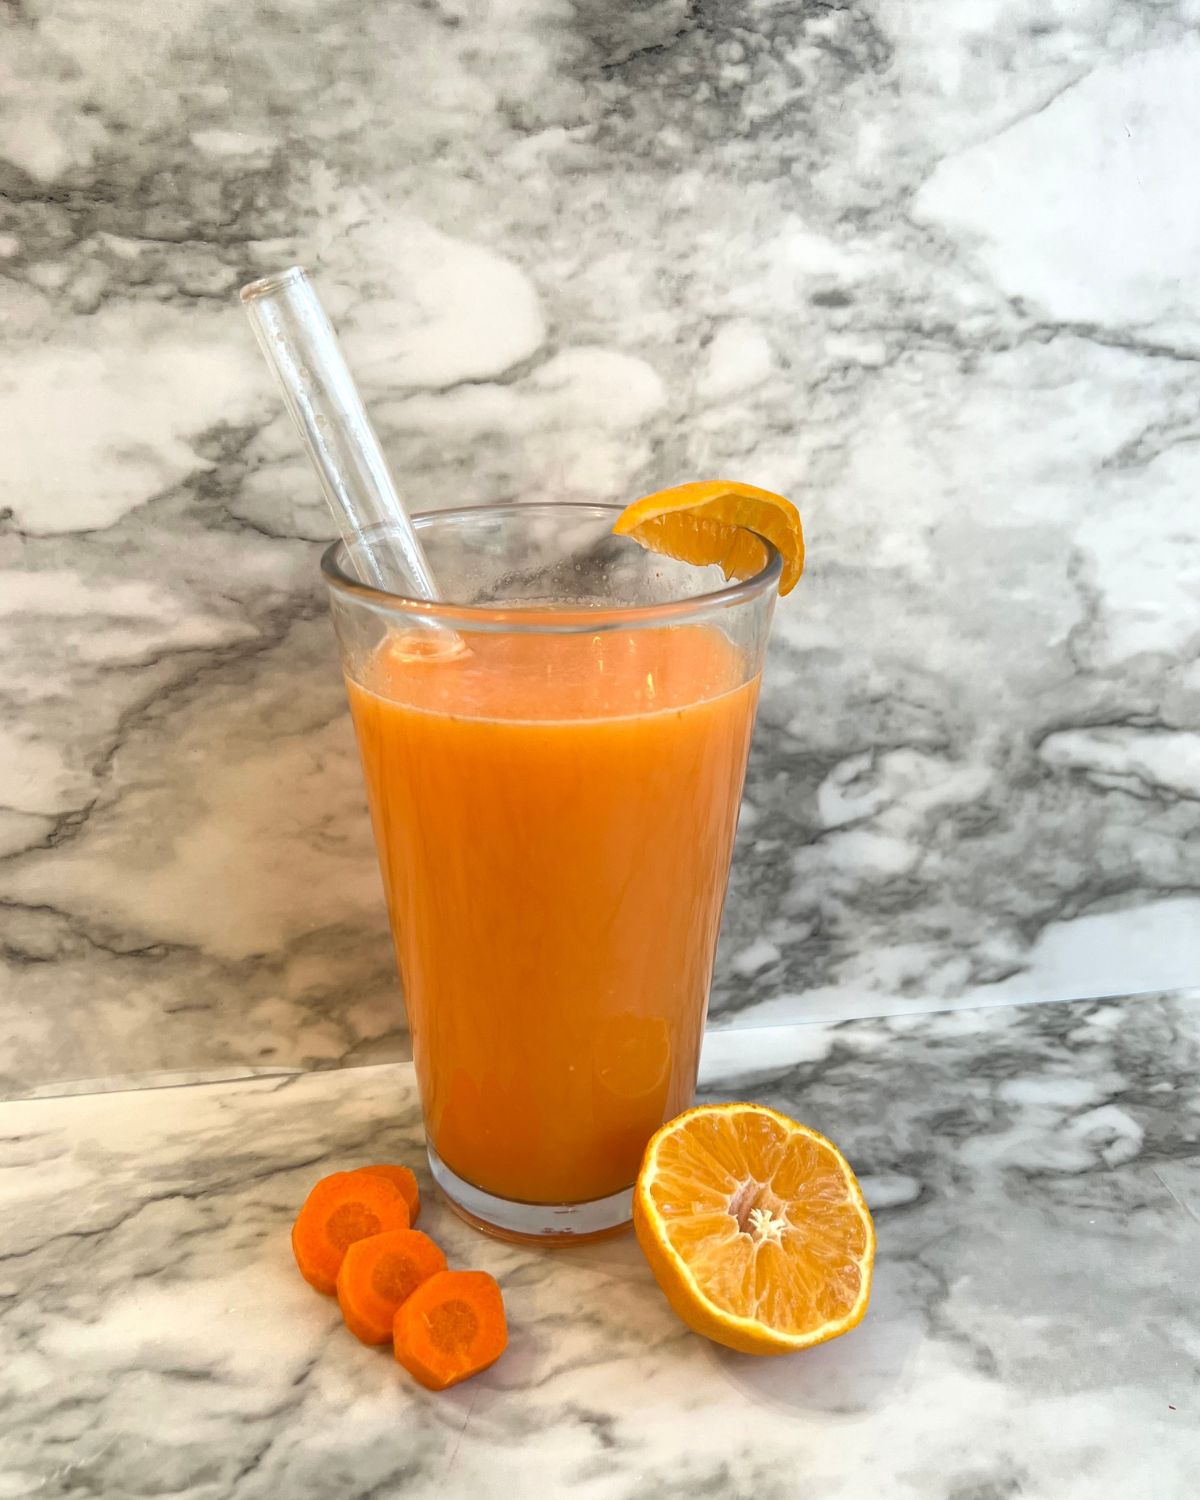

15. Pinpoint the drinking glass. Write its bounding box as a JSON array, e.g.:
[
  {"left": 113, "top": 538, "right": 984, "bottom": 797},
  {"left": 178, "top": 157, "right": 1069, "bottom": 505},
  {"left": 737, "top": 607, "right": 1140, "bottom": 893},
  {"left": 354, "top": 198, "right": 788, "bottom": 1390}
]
[{"left": 323, "top": 502, "right": 778, "bottom": 1241}]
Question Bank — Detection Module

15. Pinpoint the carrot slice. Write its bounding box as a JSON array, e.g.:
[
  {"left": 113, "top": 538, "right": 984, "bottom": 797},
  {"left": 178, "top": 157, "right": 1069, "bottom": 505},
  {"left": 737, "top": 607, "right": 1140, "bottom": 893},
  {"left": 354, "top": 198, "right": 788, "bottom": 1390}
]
[
  {"left": 393, "top": 1270, "right": 507, "bottom": 1390},
  {"left": 355, "top": 1164, "right": 421, "bottom": 1225},
  {"left": 337, "top": 1229, "right": 447, "bottom": 1346},
  {"left": 291, "top": 1171, "right": 410, "bottom": 1295}
]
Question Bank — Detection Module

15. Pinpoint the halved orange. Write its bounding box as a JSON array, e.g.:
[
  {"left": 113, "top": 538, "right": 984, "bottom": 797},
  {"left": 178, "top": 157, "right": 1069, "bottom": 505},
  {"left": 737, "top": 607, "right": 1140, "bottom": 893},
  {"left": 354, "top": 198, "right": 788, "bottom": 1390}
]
[
  {"left": 633, "top": 1103, "right": 874, "bottom": 1356},
  {"left": 613, "top": 481, "right": 805, "bottom": 595}
]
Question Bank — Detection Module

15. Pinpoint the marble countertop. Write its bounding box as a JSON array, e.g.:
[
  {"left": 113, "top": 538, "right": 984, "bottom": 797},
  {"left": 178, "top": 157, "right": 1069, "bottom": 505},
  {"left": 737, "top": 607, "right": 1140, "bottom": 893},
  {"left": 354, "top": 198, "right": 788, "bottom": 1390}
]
[{"left": 4, "top": 989, "right": 1197, "bottom": 1499}]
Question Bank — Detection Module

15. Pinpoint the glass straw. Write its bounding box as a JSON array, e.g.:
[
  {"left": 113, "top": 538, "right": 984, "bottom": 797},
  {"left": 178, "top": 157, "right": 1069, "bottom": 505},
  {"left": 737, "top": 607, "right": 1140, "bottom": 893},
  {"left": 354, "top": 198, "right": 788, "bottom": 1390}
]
[{"left": 240, "top": 266, "right": 440, "bottom": 601}]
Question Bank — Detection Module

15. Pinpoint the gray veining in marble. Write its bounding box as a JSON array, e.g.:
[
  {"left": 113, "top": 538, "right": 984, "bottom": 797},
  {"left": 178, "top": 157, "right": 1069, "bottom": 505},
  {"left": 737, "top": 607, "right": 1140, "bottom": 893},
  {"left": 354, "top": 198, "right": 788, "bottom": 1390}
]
[
  {"left": 1, "top": 992, "right": 1197, "bottom": 1497},
  {"left": 3, "top": 2, "right": 1199, "bottom": 1095}
]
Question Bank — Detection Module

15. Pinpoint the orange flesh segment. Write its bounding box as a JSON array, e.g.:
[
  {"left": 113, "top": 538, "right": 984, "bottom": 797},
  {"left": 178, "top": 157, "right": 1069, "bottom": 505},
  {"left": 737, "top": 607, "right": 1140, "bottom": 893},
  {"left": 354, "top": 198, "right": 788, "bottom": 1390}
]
[{"left": 613, "top": 481, "right": 805, "bottom": 595}]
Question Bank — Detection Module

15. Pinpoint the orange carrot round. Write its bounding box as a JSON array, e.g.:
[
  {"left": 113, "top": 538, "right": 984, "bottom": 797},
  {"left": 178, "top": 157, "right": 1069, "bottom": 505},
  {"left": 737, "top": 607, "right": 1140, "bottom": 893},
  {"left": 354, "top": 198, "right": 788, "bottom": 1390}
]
[
  {"left": 393, "top": 1269, "right": 507, "bottom": 1390},
  {"left": 354, "top": 1164, "right": 421, "bottom": 1225},
  {"left": 291, "top": 1171, "right": 410, "bottom": 1295},
  {"left": 336, "top": 1228, "right": 447, "bottom": 1345}
]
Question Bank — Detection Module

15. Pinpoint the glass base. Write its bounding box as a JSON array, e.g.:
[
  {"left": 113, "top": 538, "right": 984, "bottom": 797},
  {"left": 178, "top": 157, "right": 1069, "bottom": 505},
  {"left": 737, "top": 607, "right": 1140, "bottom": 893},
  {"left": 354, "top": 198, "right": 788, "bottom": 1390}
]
[{"left": 427, "top": 1144, "right": 633, "bottom": 1245}]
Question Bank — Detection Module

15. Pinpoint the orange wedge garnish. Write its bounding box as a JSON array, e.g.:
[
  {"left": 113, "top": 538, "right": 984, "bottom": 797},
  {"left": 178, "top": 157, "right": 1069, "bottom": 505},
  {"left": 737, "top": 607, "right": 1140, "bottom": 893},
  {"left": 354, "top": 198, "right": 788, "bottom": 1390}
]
[
  {"left": 613, "top": 481, "right": 805, "bottom": 595},
  {"left": 633, "top": 1103, "right": 874, "bottom": 1356}
]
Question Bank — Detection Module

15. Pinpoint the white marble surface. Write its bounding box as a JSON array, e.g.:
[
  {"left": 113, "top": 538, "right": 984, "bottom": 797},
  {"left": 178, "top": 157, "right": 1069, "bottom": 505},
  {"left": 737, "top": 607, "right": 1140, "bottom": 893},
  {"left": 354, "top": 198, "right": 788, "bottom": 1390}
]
[
  {"left": 3, "top": 3, "right": 1200, "bottom": 1094},
  {"left": 2, "top": 991, "right": 1198, "bottom": 1498}
]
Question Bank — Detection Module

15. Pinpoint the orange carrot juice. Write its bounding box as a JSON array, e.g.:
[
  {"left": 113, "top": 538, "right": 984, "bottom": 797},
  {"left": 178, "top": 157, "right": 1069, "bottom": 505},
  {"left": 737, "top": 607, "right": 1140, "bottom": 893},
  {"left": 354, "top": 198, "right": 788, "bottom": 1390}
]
[{"left": 346, "top": 623, "right": 759, "bottom": 1205}]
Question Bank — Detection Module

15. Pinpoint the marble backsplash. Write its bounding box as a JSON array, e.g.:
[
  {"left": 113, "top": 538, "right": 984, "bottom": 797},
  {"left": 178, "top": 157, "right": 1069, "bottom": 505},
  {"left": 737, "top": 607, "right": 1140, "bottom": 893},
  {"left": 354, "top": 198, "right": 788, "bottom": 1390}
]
[{"left": 2, "top": 1, "right": 1198, "bottom": 1096}]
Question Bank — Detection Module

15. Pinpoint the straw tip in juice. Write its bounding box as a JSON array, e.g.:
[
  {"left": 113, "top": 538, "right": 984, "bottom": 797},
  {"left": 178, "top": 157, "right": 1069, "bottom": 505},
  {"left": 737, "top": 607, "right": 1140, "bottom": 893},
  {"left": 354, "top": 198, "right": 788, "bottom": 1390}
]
[{"left": 382, "top": 629, "right": 471, "bottom": 667}]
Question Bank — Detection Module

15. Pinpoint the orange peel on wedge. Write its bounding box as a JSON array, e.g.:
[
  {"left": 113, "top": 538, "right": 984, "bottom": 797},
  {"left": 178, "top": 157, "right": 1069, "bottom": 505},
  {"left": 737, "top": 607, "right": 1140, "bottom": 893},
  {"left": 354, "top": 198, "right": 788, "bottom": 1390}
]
[{"left": 613, "top": 481, "right": 805, "bottom": 595}]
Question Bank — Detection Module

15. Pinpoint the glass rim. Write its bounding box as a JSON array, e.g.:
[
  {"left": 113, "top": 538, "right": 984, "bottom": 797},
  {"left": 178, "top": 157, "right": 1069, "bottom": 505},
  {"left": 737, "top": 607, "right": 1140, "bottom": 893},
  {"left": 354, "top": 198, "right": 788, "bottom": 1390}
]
[{"left": 319, "top": 501, "right": 782, "bottom": 631}]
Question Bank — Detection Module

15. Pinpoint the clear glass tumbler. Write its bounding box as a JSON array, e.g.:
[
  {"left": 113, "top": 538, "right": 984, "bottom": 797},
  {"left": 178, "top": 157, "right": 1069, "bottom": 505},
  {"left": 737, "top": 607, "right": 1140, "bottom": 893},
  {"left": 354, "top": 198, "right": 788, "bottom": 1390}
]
[{"left": 323, "top": 502, "right": 779, "bottom": 1241}]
